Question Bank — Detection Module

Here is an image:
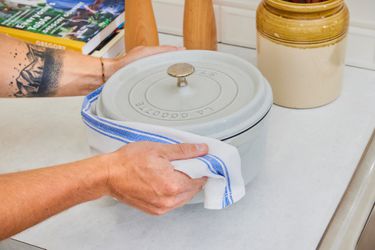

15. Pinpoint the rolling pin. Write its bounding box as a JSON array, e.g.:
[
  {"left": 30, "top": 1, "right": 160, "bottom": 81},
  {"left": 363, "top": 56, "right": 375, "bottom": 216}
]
[
  {"left": 183, "top": 0, "right": 217, "bottom": 50},
  {"left": 125, "top": 0, "right": 159, "bottom": 52}
]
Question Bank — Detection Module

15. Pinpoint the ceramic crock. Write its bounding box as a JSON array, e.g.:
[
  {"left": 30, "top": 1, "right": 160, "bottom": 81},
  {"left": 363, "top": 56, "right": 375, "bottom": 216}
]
[
  {"left": 256, "top": 0, "right": 349, "bottom": 109},
  {"left": 92, "top": 50, "right": 273, "bottom": 189}
]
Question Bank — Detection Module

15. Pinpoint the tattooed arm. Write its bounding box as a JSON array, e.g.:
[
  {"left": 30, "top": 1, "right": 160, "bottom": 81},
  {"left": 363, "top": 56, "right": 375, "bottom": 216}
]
[{"left": 0, "top": 34, "right": 182, "bottom": 97}]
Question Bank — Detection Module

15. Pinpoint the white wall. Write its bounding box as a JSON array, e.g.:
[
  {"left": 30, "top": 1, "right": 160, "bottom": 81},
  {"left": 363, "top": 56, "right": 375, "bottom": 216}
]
[
  {"left": 153, "top": 0, "right": 375, "bottom": 70},
  {"left": 217, "top": 0, "right": 375, "bottom": 28},
  {"left": 346, "top": 0, "right": 375, "bottom": 28}
]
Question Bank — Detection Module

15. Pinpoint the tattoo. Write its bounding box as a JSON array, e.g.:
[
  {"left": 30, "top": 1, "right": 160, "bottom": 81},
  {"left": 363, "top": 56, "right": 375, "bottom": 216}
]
[{"left": 14, "top": 45, "right": 62, "bottom": 97}]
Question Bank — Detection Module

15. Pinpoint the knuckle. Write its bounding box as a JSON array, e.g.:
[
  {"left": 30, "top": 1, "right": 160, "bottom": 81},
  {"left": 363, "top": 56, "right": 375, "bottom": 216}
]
[
  {"left": 162, "top": 197, "right": 177, "bottom": 209},
  {"left": 163, "top": 182, "right": 180, "bottom": 195},
  {"left": 150, "top": 197, "right": 162, "bottom": 207},
  {"left": 151, "top": 207, "right": 168, "bottom": 216},
  {"left": 153, "top": 197, "right": 166, "bottom": 208},
  {"left": 152, "top": 196, "right": 177, "bottom": 210},
  {"left": 176, "top": 144, "right": 191, "bottom": 156},
  {"left": 144, "top": 142, "right": 161, "bottom": 154}
]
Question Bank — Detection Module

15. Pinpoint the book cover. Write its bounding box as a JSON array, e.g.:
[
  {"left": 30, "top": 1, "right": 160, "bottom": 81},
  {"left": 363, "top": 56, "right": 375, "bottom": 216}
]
[{"left": 0, "top": 0, "right": 125, "bottom": 54}]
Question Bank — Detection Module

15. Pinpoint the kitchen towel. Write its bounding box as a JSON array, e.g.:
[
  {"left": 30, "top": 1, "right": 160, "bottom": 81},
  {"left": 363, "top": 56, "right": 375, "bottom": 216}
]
[{"left": 81, "top": 86, "right": 245, "bottom": 209}]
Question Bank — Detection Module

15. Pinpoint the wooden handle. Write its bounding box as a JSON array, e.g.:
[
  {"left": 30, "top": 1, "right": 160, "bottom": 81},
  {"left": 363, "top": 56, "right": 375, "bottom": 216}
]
[
  {"left": 183, "top": 0, "right": 217, "bottom": 50},
  {"left": 125, "top": 0, "right": 159, "bottom": 52}
]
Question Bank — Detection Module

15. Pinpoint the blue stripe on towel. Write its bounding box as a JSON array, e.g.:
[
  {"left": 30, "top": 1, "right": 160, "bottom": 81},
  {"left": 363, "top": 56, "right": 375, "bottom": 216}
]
[
  {"left": 83, "top": 96, "right": 179, "bottom": 145},
  {"left": 81, "top": 87, "right": 234, "bottom": 208},
  {"left": 198, "top": 155, "right": 233, "bottom": 206},
  {"left": 83, "top": 120, "right": 131, "bottom": 144},
  {"left": 206, "top": 154, "right": 234, "bottom": 205}
]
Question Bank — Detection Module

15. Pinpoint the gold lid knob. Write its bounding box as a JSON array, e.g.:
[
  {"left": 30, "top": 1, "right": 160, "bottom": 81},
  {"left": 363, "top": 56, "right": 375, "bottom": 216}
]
[{"left": 167, "top": 63, "right": 195, "bottom": 87}]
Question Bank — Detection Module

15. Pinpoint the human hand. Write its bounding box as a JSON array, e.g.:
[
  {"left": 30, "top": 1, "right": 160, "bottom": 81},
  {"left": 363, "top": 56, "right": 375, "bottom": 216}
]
[
  {"left": 103, "top": 142, "right": 208, "bottom": 215},
  {"left": 121, "top": 45, "right": 184, "bottom": 65},
  {"left": 103, "top": 45, "right": 184, "bottom": 79}
]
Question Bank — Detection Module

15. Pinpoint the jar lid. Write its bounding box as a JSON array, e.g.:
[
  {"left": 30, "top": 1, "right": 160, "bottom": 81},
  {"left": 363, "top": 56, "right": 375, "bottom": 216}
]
[{"left": 97, "top": 50, "right": 273, "bottom": 140}]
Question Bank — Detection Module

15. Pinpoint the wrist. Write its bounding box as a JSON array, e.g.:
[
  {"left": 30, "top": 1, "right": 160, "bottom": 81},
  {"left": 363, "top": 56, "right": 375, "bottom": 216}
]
[
  {"left": 55, "top": 53, "right": 104, "bottom": 96},
  {"left": 78, "top": 154, "right": 112, "bottom": 200},
  {"left": 102, "top": 58, "right": 122, "bottom": 81}
]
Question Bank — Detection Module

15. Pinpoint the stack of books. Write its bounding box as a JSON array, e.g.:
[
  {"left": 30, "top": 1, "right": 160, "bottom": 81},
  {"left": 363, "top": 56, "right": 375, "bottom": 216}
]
[{"left": 0, "top": 0, "right": 125, "bottom": 58}]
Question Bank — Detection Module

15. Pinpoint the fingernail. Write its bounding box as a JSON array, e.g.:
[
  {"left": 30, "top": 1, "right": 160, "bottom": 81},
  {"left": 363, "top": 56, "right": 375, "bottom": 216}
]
[{"left": 195, "top": 143, "right": 207, "bottom": 152}]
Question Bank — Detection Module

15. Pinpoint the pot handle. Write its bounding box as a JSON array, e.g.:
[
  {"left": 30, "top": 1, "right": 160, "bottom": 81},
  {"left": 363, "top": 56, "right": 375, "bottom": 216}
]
[{"left": 167, "top": 63, "right": 195, "bottom": 87}]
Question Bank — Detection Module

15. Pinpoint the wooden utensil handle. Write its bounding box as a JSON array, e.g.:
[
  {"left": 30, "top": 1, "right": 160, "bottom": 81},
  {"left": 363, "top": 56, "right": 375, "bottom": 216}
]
[
  {"left": 183, "top": 0, "right": 217, "bottom": 50},
  {"left": 125, "top": 0, "right": 159, "bottom": 52}
]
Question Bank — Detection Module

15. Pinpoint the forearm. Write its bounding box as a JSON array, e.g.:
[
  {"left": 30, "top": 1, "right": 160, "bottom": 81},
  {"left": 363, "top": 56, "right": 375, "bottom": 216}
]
[
  {"left": 0, "top": 34, "right": 117, "bottom": 97},
  {"left": 0, "top": 34, "right": 182, "bottom": 97},
  {"left": 0, "top": 155, "right": 109, "bottom": 240}
]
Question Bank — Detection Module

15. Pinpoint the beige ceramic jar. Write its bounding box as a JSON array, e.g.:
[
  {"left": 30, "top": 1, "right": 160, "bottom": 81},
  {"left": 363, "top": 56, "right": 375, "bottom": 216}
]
[{"left": 256, "top": 0, "right": 349, "bottom": 108}]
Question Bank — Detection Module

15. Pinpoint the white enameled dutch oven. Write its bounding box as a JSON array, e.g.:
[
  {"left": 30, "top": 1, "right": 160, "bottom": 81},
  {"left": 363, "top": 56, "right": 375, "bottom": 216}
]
[{"left": 93, "top": 50, "right": 273, "bottom": 190}]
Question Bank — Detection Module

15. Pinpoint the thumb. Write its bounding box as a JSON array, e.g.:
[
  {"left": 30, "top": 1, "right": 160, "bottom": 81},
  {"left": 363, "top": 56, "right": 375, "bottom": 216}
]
[{"left": 158, "top": 143, "right": 208, "bottom": 161}]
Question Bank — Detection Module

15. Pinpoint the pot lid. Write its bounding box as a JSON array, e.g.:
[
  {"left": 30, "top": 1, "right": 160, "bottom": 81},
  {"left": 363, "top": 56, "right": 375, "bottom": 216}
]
[{"left": 97, "top": 50, "right": 273, "bottom": 140}]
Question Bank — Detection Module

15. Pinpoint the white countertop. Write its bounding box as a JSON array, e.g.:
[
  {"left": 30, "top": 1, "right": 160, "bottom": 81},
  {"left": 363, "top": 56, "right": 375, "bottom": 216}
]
[{"left": 1, "top": 41, "right": 375, "bottom": 250}]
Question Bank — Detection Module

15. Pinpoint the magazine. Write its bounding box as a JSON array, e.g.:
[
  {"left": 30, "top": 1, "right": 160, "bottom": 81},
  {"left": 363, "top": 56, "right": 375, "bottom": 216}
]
[{"left": 0, "top": 0, "right": 125, "bottom": 54}]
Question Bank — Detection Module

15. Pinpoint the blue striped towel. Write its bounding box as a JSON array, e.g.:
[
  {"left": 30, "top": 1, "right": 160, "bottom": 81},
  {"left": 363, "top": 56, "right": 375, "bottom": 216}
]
[{"left": 81, "top": 86, "right": 245, "bottom": 209}]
